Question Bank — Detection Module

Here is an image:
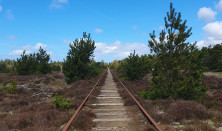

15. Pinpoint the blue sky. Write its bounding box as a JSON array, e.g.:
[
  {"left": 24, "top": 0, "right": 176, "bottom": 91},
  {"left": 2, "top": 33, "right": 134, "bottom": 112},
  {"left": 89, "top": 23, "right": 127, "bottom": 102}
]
[{"left": 1, "top": 0, "right": 222, "bottom": 62}]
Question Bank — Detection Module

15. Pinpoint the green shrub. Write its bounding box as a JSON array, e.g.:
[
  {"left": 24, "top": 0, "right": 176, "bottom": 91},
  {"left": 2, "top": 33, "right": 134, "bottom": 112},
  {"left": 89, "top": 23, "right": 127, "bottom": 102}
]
[
  {"left": 87, "top": 60, "right": 107, "bottom": 77},
  {"left": 109, "top": 60, "right": 120, "bottom": 69},
  {"left": 4, "top": 80, "right": 17, "bottom": 94},
  {"left": 51, "top": 64, "right": 61, "bottom": 72},
  {"left": 2, "top": 80, "right": 7, "bottom": 87},
  {"left": 53, "top": 95, "right": 72, "bottom": 109},
  {"left": 117, "top": 51, "right": 152, "bottom": 80},
  {"left": 201, "top": 44, "right": 222, "bottom": 72}
]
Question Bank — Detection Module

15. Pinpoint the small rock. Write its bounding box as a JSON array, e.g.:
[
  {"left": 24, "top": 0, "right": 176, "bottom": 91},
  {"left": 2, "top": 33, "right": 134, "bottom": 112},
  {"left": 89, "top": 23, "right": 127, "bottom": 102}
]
[
  {"left": 157, "top": 110, "right": 164, "bottom": 114},
  {"left": 172, "top": 122, "right": 180, "bottom": 125},
  {"left": 172, "top": 125, "right": 178, "bottom": 128},
  {"left": 206, "top": 119, "right": 214, "bottom": 126},
  {"left": 60, "top": 123, "right": 66, "bottom": 129}
]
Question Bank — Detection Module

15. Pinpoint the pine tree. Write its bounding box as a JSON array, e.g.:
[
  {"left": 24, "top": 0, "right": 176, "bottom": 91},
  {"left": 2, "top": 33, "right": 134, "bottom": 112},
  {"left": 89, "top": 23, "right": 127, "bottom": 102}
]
[
  {"left": 16, "top": 51, "right": 37, "bottom": 75},
  {"left": 15, "top": 47, "right": 51, "bottom": 75},
  {"left": 36, "top": 47, "right": 51, "bottom": 74},
  {"left": 63, "top": 32, "right": 96, "bottom": 83},
  {"left": 145, "top": 3, "right": 206, "bottom": 101}
]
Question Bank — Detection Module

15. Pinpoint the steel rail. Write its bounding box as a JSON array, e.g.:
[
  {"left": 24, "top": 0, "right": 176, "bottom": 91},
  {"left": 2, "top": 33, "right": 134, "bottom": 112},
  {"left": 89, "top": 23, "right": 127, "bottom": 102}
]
[
  {"left": 62, "top": 69, "right": 107, "bottom": 131},
  {"left": 111, "top": 70, "right": 163, "bottom": 131}
]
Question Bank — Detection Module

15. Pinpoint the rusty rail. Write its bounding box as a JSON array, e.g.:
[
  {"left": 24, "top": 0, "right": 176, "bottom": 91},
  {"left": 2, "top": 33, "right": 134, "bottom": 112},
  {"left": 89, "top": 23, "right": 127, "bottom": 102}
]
[
  {"left": 111, "top": 70, "right": 163, "bottom": 131},
  {"left": 62, "top": 69, "right": 107, "bottom": 131}
]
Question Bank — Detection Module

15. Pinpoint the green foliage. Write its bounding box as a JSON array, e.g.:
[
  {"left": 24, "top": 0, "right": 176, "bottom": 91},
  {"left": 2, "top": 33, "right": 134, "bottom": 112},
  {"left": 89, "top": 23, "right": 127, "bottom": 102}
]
[
  {"left": 88, "top": 60, "right": 107, "bottom": 77},
  {"left": 2, "top": 80, "right": 7, "bottom": 87},
  {"left": 63, "top": 32, "right": 96, "bottom": 83},
  {"left": 0, "top": 59, "right": 16, "bottom": 73},
  {"left": 15, "top": 47, "right": 51, "bottom": 75},
  {"left": 142, "top": 3, "right": 206, "bottom": 101},
  {"left": 51, "top": 64, "right": 61, "bottom": 72},
  {"left": 3, "top": 80, "right": 17, "bottom": 94},
  {"left": 36, "top": 47, "right": 51, "bottom": 74},
  {"left": 117, "top": 51, "right": 152, "bottom": 80},
  {"left": 50, "top": 61, "right": 62, "bottom": 72},
  {"left": 201, "top": 44, "right": 222, "bottom": 72},
  {"left": 109, "top": 60, "right": 120, "bottom": 69},
  {"left": 53, "top": 95, "right": 72, "bottom": 109},
  {"left": 0, "top": 63, "right": 8, "bottom": 73}
]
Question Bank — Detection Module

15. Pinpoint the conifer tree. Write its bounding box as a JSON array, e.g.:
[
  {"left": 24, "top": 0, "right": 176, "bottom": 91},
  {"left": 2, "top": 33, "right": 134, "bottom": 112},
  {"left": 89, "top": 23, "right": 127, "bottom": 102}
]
[
  {"left": 63, "top": 32, "right": 96, "bottom": 83},
  {"left": 36, "top": 47, "right": 51, "bottom": 74},
  {"left": 203, "top": 44, "right": 222, "bottom": 71},
  {"left": 15, "top": 47, "right": 51, "bottom": 75},
  {"left": 145, "top": 3, "right": 206, "bottom": 101},
  {"left": 16, "top": 51, "right": 37, "bottom": 75}
]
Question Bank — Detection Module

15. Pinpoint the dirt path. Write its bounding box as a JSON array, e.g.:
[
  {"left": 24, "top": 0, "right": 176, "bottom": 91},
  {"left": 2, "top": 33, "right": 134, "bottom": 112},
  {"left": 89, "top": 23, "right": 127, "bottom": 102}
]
[{"left": 91, "top": 69, "right": 147, "bottom": 131}]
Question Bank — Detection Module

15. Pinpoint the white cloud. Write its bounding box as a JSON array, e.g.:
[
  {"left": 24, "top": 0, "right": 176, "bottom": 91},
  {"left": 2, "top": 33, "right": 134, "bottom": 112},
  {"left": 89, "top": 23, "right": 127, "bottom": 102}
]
[
  {"left": 50, "top": 0, "right": 68, "bottom": 9},
  {"left": 197, "top": 7, "right": 217, "bottom": 22},
  {"left": 9, "top": 43, "right": 48, "bottom": 56},
  {"left": 94, "top": 40, "right": 148, "bottom": 62},
  {"left": 132, "top": 25, "right": 138, "bottom": 30},
  {"left": 9, "top": 50, "right": 31, "bottom": 56},
  {"left": 0, "top": 6, "right": 2, "bottom": 12},
  {"left": 94, "top": 28, "right": 103, "bottom": 33},
  {"left": 6, "top": 9, "right": 14, "bottom": 20},
  {"left": 197, "top": 21, "right": 222, "bottom": 48},
  {"left": 203, "top": 21, "right": 222, "bottom": 39},
  {"left": 216, "top": 0, "right": 222, "bottom": 11},
  {"left": 35, "top": 43, "right": 47, "bottom": 50},
  {"left": 8, "top": 35, "right": 15, "bottom": 40}
]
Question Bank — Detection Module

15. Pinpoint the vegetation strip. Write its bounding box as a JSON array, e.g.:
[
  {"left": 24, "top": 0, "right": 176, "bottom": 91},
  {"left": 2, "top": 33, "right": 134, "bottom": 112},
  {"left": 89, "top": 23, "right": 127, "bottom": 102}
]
[
  {"left": 111, "top": 70, "right": 163, "bottom": 131},
  {"left": 62, "top": 69, "right": 107, "bottom": 131}
]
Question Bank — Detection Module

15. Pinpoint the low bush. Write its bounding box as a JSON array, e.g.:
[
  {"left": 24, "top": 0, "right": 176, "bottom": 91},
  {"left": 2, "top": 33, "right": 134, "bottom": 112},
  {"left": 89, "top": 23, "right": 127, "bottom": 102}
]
[
  {"left": 71, "top": 110, "right": 95, "bottom": 130},
  {"left": 3, "top": 80, "right": 17, "bottom": 94},
  {"left": 184, "top": 120, "right": 216, "bottom": 131},
  {"left": 2, "top": 80, "right": 7, "bottom": 87},
  {"left": 168, "top": 100, "right": 208, "bottom": 121},
  {"left": 138, "top": 83, "right": 207, "bottom": 102},
  {"left": 53, "top": 95, "right": 72, "bottom": 109},
  {"left": 117, "top": 51, "right": 152, "bottom": 81}
]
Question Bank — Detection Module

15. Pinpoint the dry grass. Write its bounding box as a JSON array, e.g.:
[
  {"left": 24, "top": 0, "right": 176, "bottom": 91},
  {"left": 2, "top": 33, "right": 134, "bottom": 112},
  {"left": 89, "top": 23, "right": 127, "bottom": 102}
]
[
  {"left": 168, "top": 100, "right": 208, "bottom": 121},
  {"left": 184, "top": 120, "right": 217, "bottom": 131},
  {"left": 0, "top": 102, "right": 71, "bottom": 130},
  {"left": 69, "top": 110, "right": 96, "bottom": 130},
  {"left": 203, "top": 75, "right": 222, "bottom": 89},
  {"left": 0, "top": 70, "right": 107, "bottom": 130}
]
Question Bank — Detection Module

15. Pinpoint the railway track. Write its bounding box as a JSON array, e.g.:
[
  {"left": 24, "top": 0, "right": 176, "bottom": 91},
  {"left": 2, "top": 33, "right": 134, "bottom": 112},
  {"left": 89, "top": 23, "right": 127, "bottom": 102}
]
[{"left": 62, "top": 69, "right": 162, "bottom": 131}]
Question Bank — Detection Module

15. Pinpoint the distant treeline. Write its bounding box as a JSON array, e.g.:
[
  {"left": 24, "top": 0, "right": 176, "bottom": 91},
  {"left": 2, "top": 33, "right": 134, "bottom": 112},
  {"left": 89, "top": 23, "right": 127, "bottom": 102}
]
[
  {"left": 0, "top": 48, "right": 62, "bottom": 75},
  {"left": 0, "top": 46, "right": 107, "bottom": 77},
  {"left": 109, "top": 43, "right": 222, "bottom": 77},
  {"left": 0, "top": 33, "right": 108, "bottom": 85},
  {"left": 0, "top": 59, "right": 16, "bottom": 73}
]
